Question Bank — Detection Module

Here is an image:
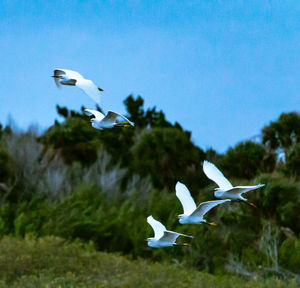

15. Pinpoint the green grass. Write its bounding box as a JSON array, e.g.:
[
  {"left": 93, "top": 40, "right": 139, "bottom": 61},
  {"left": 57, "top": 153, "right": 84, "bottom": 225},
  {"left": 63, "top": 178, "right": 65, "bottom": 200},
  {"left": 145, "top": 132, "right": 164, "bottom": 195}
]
[{"left": 0, "top": 236, "right": 297, "bottom": 287}]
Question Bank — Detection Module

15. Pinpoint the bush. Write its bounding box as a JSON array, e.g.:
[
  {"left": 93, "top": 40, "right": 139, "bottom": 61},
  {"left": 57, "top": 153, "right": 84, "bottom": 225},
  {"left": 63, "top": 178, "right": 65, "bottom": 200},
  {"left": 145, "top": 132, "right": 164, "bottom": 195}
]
[
  {"left": 254, "top": 174, "right": 300, "bottom": 233},
  {"left": 41, "top": 117, "right": 99, "bottom": 165},
  {"left": 0, "top": 235, "right": 297, "bottom": 287},
  {"left": 279, "top": 237, "right": 300, "bottom": 273}
]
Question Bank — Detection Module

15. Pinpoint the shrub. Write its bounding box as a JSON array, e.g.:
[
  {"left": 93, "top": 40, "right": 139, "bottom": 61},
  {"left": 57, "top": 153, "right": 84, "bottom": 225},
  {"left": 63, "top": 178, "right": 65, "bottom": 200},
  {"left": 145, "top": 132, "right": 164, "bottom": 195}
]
[
  {"left": 279, "top": 237, "right": 300, "bottom": 273},
  {"left": 0, "top": 143, "right": 12, "bottom": 183},
  {"left": 0, "top": 235, "right": 297, "bottom": 287}
]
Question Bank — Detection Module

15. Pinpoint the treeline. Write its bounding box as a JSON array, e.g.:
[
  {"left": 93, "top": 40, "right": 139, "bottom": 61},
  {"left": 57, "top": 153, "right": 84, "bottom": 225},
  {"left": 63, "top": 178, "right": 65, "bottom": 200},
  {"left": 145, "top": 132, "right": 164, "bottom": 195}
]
[{"left": 0, "top": 95, "right": 299, "bottom": 278}]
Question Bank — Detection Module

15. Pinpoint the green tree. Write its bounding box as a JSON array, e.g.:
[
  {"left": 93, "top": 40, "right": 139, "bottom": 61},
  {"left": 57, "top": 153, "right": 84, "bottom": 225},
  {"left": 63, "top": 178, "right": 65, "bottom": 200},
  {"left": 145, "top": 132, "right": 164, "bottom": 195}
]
[
  {"left": 286, "top": 143, "right": 300, "bottom": 178},
  {"left": 262, "top": 112, "right": 300, "bottom": 156},
  {"left": 255, "top": 174, "right": 300, "bottom": 233},
  {"left": 221, "top": 141, "right": 274, "bottom": 179},
  {"left": 131, "top": 127, "right": 206, "bottom": 190},
  {"left": 0, "top": 144, "right": 12, "bottom": 183},
  {"left": 124, "top": 95, "right": 171, "bottom": 128},
  {"left": 40, "top": 113, "right": 99, "bottom": 165}
]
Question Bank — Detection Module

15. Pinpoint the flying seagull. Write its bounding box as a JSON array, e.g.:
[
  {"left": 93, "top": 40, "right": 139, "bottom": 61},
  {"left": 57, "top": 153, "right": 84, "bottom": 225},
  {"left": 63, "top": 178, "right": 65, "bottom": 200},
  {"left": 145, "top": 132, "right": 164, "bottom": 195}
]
[
  {"left": 84, "top": 109, "right": 134, "bottom": 130},
  {"left": 176, "top": 182, "right": 230, "bottom": 225},
  {"left": 203, "top": 161, "right": 264, "bottom": 208},
  {"left": 52, "top": 69, "right": 103, "bottom": 103},
  {"left": 147, "top": 215, "right": 192, "bottom": 248}
]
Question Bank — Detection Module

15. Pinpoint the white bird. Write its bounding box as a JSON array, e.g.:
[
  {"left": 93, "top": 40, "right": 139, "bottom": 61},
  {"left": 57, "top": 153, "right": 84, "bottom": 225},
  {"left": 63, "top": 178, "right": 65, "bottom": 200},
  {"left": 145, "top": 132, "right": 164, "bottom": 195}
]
[
  {"left": 147, "top": 215, "right": 192, "bottom": 248},
  {"left": 52, "top": 69, "right": 103, "bottom": 103},
  {"left": 203, "top": 161, "right": 264, "bottom": 208},
  {"left": 176, "top": 182, "right": 230, "bottom": 225},
  {"left": 84, "top": 109, "right": 134, "bottom": 130}
]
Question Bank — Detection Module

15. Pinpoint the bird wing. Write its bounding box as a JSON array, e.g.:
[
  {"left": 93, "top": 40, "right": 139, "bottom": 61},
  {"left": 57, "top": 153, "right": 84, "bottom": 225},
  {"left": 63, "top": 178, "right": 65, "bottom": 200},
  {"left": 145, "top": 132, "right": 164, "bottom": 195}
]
[
  {"left": 161, "top": 231, "right": 192, "bottom": 243},
  {"left": 62, "top": 69, "right": 84, "bottom": 79},
  {"left": 103, "top": 111, "right": 134, "bottom": 126},
  {"left": 227, "top": 184, "right": 265, "bottom": 196},
  {"left": 160, "top": 231, "right": 180, "bottom": 243},
  {"left": 53, "top": 69, "right": 83, "bottom": 87},
  {"left": 114, "top": 113, "right": 135, "bottom": 126},
  {"left": 53, "top": 69, "right": 66, "bottom": 87},
  {"left": 175, "top": 182, "right": 197, "bottom": 215},
  {"left": 84, "top": 109, "right": 105, "bottom": 121},
  {"left": 102, "top": 111, "right": 119, "bottom": 124},
  {"left": 76, "top": 79, "right": 101, "bottom": 103},
  {"left": 203, "top": 161, "right": 233, "bottom": 190},
  {"left": 190, "top": 199, "right": 231, "bottom": 218},
  {"left": 147, "top": 215, "right": 166, "bottom": 239}
]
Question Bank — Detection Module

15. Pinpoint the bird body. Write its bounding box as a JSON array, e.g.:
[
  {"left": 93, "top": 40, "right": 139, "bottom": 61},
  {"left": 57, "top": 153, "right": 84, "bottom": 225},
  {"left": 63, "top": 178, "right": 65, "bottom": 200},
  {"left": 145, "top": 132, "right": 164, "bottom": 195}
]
[
  {"left": 176, "top": 182, "right": 230, "bottom": 225},
  {"left": 203, "top": 161, "right": 264, "bottom": 207},
  {"left": 52, "top": 69, "right": 103, "bottom": 103},
  {"left": 85, "top": 109, "right": 134, "bottom": 130},
  {"left": 147, "top": 215, "right": 192, "bottom": 248}
]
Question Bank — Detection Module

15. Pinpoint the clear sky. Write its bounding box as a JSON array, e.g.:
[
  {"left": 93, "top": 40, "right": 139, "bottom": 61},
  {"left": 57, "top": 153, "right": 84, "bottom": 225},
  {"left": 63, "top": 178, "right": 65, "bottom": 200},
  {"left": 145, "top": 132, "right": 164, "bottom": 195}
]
[{"left": 0, "top": 0, "right": 299, "bottom": 152}]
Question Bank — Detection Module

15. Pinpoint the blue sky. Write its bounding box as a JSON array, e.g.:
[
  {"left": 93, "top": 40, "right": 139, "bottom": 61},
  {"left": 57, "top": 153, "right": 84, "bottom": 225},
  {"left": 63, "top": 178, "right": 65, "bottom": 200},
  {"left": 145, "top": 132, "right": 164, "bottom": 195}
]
[{"left": 0, "top": 0, "right": 299, "bottom": 152}]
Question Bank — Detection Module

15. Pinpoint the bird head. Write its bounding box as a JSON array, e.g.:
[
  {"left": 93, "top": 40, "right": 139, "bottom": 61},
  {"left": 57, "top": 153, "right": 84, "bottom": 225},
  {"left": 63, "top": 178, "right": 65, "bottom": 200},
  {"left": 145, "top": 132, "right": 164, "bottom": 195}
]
[
  {"left": 178, "top": 214, "right": 188, "bottom": 224},
  {"left": 214, "top": 189, "right": 225, "bottom": 198},
  {"left": 146, "top": 237, "right": 155, "bottom": 244}
]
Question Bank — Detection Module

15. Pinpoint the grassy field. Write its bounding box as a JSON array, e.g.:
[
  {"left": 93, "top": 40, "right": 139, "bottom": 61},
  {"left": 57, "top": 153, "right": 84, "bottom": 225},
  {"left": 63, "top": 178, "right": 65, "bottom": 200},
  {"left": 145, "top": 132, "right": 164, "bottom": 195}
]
[{"left": 0, "top": 236, "right": 297, "bottom": 288}]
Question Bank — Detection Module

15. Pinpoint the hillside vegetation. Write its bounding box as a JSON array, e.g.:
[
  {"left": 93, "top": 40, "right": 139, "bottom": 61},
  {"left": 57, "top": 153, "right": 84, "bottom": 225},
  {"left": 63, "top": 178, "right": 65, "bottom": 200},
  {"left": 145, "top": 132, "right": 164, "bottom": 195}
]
[
  {"left": 0, "top": 95, "right": 299, "bottom": 282},
  {"left": 0, "top": 235, "right": 297, "bottom": 288}
]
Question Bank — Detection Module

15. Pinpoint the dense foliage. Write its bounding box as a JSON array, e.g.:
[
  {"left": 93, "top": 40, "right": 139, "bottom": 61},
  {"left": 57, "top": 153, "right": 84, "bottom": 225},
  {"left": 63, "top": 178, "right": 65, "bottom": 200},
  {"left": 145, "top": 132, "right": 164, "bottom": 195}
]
[
  {"left": 0, "top": 97, "right": 299, "bottom": 282},
  {"left": 0, "top": 236, "right": 296, "bottom": 287}
]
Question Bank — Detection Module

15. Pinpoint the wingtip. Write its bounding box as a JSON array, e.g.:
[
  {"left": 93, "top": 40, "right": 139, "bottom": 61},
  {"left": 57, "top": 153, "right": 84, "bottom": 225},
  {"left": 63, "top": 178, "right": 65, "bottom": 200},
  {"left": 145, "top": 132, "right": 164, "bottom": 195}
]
[
  {"left": 147, "top": 215, "right": 153, "bottom": 222},
  {"left": 175, "top": 181, "right": 182, "bottom": 187},
  {"left": 175, "top": 181, "right": 185, "bottom": 189},
  {"left": 203, "top": 160, "right": 214, "bottom": 168}
]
